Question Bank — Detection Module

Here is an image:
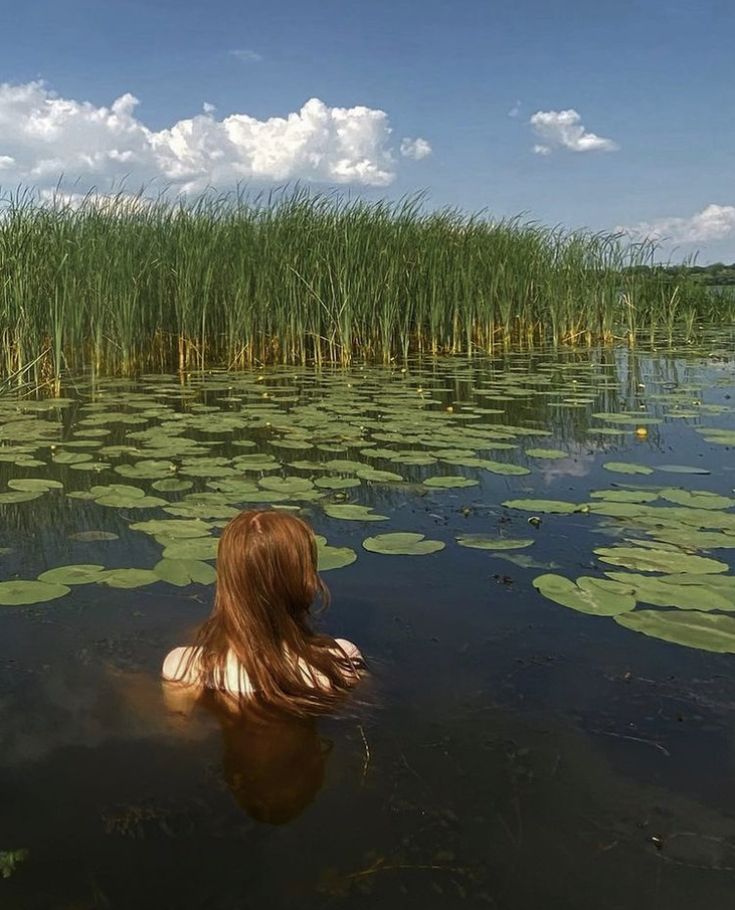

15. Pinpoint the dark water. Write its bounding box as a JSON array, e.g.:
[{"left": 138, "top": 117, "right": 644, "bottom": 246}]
[{"left": 2, "top": 345, "right": 735, "bottom": 908}]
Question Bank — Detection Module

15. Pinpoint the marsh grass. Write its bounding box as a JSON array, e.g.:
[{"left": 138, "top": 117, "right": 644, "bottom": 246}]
[{"left": 0, "top": 186, "right": 726, "bottom": 386}]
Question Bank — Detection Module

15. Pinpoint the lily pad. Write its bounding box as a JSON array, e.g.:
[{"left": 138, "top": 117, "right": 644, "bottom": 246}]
[
  {"left": 456, "top": 535, "right": 534, "bottom": 551},
  {"left": 151, "top": 478, "right": 194, "bottom": 492},
  {"left": 656, "top": 465, "right": 711, "bottom": 475},
  {"left": 98, "top": 568, "right": 159, "bottom": 589},
  {"left": 615, "top": 609, "right": 735, "bottom": 653},
  {"left": 594, "top": 546, "right": 728, "bottom": 574},
  {"left": 658, "top": 488, "right": 735, "bottom": 510},
  {"left": 604, "top": 572, "right": 735, "bottom": 611},
  {"left": 68, "top": 530, "right": 120, "bottom": 542},
  {"left": 0, "top": 579, "right": 70, "bottom": 605},
  {"left": 160, "top": 536, "right": 219, "bottom": 561},
  {"left": 0, "top": 491, "right": 44, "bottom": 504},
  {"left": 323, "top": 504, "right": 389, "bottom": 522},
  {"left": 423, "top": 476, "right": 479, "bottom": 489},
  {"left": 130, "top": 518, "right": 212, "bottom": 538},
  {"left": 362, "top": 532, "right": 445, "bottom": 555},
  {"left": 602, "top": 462, "right": 654, "bottom": 476},
  {"left": 532, "top": 574, "right": 636, "bottom": 615},
  {"left": 502, "top": 498, "right": 579, "bottom": 514},
  {"left": 258, "top": 476, "right": 315, "bottom": 494},
  {"left": 7, "top": 478, "right": 63, "bottom": 492},
  {"left": 525, "top": 448, "right": 567, "bottom": 459},
  {"left": 315, "top": 536, "right": 358, "bottom": 571},
  {"left": 37, "top": 564, "right": 107, "bottom": 585},
  {"left": 153, "top": 558, "right": 217, "bottom": 586}
]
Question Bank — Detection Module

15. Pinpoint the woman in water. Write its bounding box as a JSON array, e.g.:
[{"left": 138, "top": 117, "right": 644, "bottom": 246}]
[{"left": 162, "top": 509, "right": 363, "bottom": 714}]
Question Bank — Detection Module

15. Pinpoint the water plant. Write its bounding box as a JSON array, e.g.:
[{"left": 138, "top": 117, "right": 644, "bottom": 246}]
[{"left": 0, "top": 186, "right": 725, "bottom": 387}]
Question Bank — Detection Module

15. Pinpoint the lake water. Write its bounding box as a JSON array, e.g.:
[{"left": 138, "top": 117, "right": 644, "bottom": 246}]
[{"left": 2, "top": 342, "right": 735, "bottom": 908}]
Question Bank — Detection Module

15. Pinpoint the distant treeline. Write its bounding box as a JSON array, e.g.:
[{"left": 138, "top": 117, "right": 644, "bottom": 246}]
[{"left": 624, "top": 263, "right": 735, "bottom": 287}]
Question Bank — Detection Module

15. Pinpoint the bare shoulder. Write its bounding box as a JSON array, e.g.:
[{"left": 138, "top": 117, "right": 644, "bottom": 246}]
[
  {"left": 334, "top": 638, "right": 364, "bottom": 662},
  {"left": 162, "top": 646, "right": 201, "bottom": 683}
]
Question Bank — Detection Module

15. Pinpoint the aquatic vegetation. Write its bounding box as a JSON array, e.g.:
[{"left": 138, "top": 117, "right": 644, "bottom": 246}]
[
  {"left": 615, "top": 610, "right": 735, "bottom": 653},
  {"left": 532, "top": 574, "right": 637, "bottom": 616},
  {"left": 0, "top": 188, "right": 724, "bottom": 385},
  {"left": 362, "top": 532, "right": 445, "bottom": 555}
]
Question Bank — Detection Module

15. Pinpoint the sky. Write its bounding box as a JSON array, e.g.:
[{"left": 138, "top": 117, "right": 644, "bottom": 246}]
[{"left": 1, "top": 0, "right": 734, "bottom": 262}]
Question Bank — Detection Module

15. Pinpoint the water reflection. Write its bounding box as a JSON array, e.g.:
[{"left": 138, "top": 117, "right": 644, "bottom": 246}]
[{"left": 163, "top": 683, "right": 331, "bottom": 824}]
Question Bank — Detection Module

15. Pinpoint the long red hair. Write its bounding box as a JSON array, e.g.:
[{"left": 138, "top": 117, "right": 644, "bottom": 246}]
[{"left": 183, "top": 509, "right": 358, "bottom": 714}]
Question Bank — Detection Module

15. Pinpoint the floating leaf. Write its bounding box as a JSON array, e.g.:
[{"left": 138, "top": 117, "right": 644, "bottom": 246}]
[
  {"left": 130, "top": 518, "right": 212, "bottom": 538},
  {"left": 68, "top": 530, "right": 119, "bottom": 542},
  {"left": 532, "top": 574, "right": 636, "bottom": 615},
  {"left": 356, "top": 467, "right": 404, "bottom": 483},
  {"left": 323, "top": 504, "right": 389, "bottom": 521},
  {"left": 604, "top": 572, "right": 735, "bottom": 611},
  {"left": 594, "top": 546, "right": 728, "bottom": 574},
  {"left": 0, "top": 579, "right": 70, "bottom": 606},
  {"left": 502, "top": 498, "right": 579, "bottom": 514},
  {"left": 658, "top": 488, "right": 735, "bottom": 510},
  {"left": 160, "top": 536, "right": 219, "bottom": 561},
  {"left": 456, "top": 535, "right": 534, "bottom": 551},
  {"left": 7, "top": 478, "right": 63, "bottom": 492},
  {"left": 525, "top": 448, "right": 567, "bottom": 459},
  {"left": 151, "top": 478, "right": 193, "bottom": 492},
  {"left": 258, "top": 476, "right": 315, "bottom": 494},
  {"left": 52, "top": 451, "right": 93, "bottom": 465},
  {"left": 37, "top": 564, "right": 107, "bottom": 585},
  {"left": 154, "top": 558, "right": 216, "bottom": 586},
  {"left": 423, "top": 476, "right": 479, "bottom": 489},
  {"left": 315, "top": 536, "right": 358, "bottom": 571},
  {"left": 615, "top": 610, "right": 735, "bottom": 653},
  {"left": 590, "top": 490, "right": 658, "bottom": 504},
  {"left": 602, "top": 462, "right": 653, "bottom": 476},
  {"left": 656, "top": 465, "right": 711, "bottom": 475},
  {"left": 362, "top": 532, "right": 445, "bottom": 555},
  {"left": 314, "top": 476, "right": 362, "bottom": 490},
  {"left": 99, "top": 568, "right": 159, "bottom": 589},
  {"left": 0, "top": 491, "right": 44, "bottom": 504}
]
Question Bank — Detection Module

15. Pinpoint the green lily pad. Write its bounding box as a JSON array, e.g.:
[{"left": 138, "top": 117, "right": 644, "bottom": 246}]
[
  {"left": 604, "top": 572, "right": 735, "bottom": 611},
  {"left": 68, "top": 530, "right": 119, "bottom": 542},
  {"left": 356, "top": 467, "right": 404, "bottom": 483},
  {"left": 615, "top": 609, "right": 735, "bottom": 653},
  {"left": 590, "top": 490, "right": 659, "bottom": 504},
  {"left": 658, "top": 488, "right": 735, "bottom": 510},
  {"left": 502, "top": 499, "right": 579, "bottom": 514},
  {"left": 151, "top": 478, "right": 193, "bottom": 492},
  {"left": 525, "top": 448, "right": 567, "bottom": 459},
  {"left": 0, "top": 491, "right": 44, "bottom": 504},
  {"left": 153, "top": 558, "right": 217, "bottom": 586},
  {"left": 37, "top": 564, "right": 107, "bottom": 585},
  {"left": 52, "top": 451, "right": 93, "bottom": 465},
  {"left": 423, "top": 476, "right": 479, "bottom": 489},
  {"left": 594, "top": 546, "right": 728, "bottom": 574},
  {"left": 362, "top": 532, "right": 445, "bottom": 555},
  {"left": 532, "top": 574, "right": 636, "bottom": 616},
  {"left": 160, "top": 537, "right": 219, "bottom": 561},
  {"left": 656, "top": 465, "right": 711, "bottom": 475},
  {"left": 323, "top": 504, "right": 389, "bottom": 521},
  {"left": 130, "top": 518, "right": 212, "bottom": 538},
  {"left": 7, "top": 479, "right": 63, "bottom": 492},
  {"left": 456, "top": 535, "right": 534, "bottom": 551},
  {"left": 315, "top": 536, "right": 358, "bottom": 571},
  {"left": 98, "top": 568, "right": 159, "bottom": 589},
  {"left": 258, "top": 476, "right": 315, "bottom": 494},
  {"left": 0, "top": 579, "right": 71, "bottom": 605},
  {"left": 602, "top": 462, "right": 654, "bottom": 476},
  {"left": 314, "top": 476, "right": 362, "bottom": 490},
  {"left": 115, "top": 460, "right": 175, "bottom": 479}
]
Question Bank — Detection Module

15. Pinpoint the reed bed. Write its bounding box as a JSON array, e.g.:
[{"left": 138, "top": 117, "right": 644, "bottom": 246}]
[{"left": 0, "top": 186, "right": 727, "bottom": 386}]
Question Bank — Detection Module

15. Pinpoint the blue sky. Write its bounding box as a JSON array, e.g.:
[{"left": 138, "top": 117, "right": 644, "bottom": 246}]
[{"left": 2, "top": 0, "right": 734, "bottom": 261}]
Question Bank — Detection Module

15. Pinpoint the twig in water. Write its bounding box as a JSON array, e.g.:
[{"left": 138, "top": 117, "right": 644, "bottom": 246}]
[
  {"left": 357, "top": 724, "right": 371, "bottom": 781},
  {"left": 592, "top": 729, "right": 670, "bottom": 757}
]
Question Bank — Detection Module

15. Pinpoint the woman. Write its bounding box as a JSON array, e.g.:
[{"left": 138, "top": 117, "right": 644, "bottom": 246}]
[{"left": 162, "top": 509, "right": 363, "bottom": 714}]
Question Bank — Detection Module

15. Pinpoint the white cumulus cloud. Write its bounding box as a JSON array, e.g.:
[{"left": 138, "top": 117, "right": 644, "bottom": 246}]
[
  {"left": 0, "top": 81, "right": 420, "bottom": 194},
  {"left": 399, "top": 137, "right": 432, "bottom": 160},
  {"left": 617, "top": 204, "right": 735, "bottom": 244},
  {"left": 529, "top": 109, "right": 618, "bottom": 154}
]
